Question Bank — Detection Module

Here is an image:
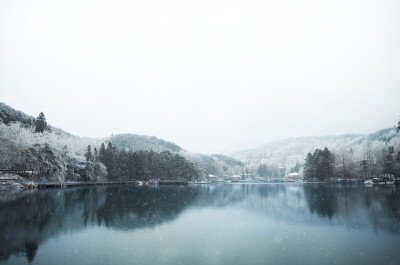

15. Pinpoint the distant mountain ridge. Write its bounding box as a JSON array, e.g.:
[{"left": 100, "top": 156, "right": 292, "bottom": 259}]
[
  {"left": 0, "top": 102, "right": 182, "bottom": 153},
  {"left": 108, "top": 133, "right": 182, "bottom": 153},
  {"left": 0, "top": 102, "right": 35, "bottom": 126},
  {"left": 0, "top": 102, "right": 71, "bottom": 136},
  {"left": 6, "top": 101, "right": 397, "bottom": 179},
  {"left": 232, "top": 127, "right": 399, "bottom": 163},
  {"left": 0, "top": 102, "right": 243, "bottom": 178}
]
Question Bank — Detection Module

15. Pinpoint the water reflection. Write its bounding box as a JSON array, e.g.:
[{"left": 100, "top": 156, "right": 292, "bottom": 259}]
[{"left": 0, "top": 184, "right": 399, "bottom": 263}]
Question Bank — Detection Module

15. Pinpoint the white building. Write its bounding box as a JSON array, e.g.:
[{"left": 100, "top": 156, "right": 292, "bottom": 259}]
[{"left": 285, "top": 172, "right": 302, "bottom": 182}]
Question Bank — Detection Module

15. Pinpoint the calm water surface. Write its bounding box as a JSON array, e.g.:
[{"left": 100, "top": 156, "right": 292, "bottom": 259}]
[{"left": 1, "top": 183, "right": 400, "bottom": 265}]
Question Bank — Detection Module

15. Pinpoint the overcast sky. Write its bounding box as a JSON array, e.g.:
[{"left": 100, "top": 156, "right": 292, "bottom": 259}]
[{"left": 1, "top": 0, "right": 399, "bottom": 154}]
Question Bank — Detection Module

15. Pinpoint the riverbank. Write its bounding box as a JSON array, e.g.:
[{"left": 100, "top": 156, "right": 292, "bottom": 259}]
[
  {"left": 0, "top": 173, "right": 188, "bottom": 191},
  {"left": 0, "top": 173, "right": 139, "bottom": 191},
  {"left": 0, "top": 173, "right": 37, "bottom": 191}
]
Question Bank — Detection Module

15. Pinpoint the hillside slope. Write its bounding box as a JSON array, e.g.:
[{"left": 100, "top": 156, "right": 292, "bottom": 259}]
[
  {"left": 108, "top": 133, "right": 182, "bottom": 153},
  {"left": 233, "top": 128, "right": 399, "bottom": 162},
  {"left": 0, "top": 102, "right": 242, "bottom": 180},
  {"left": 231, "top": 127, "right": 400, "bottom": 179}
]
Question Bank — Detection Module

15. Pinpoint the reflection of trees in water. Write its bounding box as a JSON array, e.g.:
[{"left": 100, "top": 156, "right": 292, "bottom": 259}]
[
  {"left": 95, "top": 185, "right": 201, "bottom": 229},
  {"left": 0, "top": 187, "right": 107, "bottom": 262},
  {"left": 303, "top": 184, "right": 400, "bottom": 234},
  {"left": 386, "top": 187, "right": 400, "bottom": 222},
  {"left": 364, "top": 186, "right": 400, "bottom": 234},
  {"left": 1, "top": 184, "right": 400, "bottom": 263},
  {"left": 0, "top": 186, "right": 201, "bottom": 262},
  {"left": 304, "top": 184, "right": 338, "bottom": 219},
  {"left": 25, "top": 242, "right": 38, "bottom": 263}
]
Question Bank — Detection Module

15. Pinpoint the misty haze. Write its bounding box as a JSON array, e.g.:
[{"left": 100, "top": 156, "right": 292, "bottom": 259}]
[{"left": 1, "top": 0, "right": 400, "bottom": 264}]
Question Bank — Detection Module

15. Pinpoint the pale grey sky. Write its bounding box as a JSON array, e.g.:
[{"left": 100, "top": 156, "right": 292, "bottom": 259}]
[{"left": 1, "top": 0, "right": 399, "bottom": 154}]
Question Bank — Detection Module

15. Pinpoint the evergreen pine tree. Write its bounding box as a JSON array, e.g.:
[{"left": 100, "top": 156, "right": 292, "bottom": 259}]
[
  {"left": 93, "top": 147, "right": 100, "bottom": 179},
  {"left": 119, "top": 148, "right": 129, "bottom": 180},
  {"left": 303, "top": 148, "right": 334, "bottom": 182},
  {"left": 34, "top": 112, "right": 47, "bottom": 133},
  {"left": 85, "top": 145, "right": 93, "bottom": 162},
  {"left": 397, "top": 119, "right": 400, "bottom": 132},
  {"left": 383, "top": 146, "right": 394, "bottom": 175},
  {"left": 93, "top": 147, "right": 98, "bottom": 161},
  {"left": 105, "top": 142, "right": 118, "bottom": 179},
  {"left": 257, "top": 164, "right": 269, "bottom": 177},
  {"left": 394, "top": 152, "right": 400, "bottom": 181},
  {"left": 360, "top": 160, "right": 368, "bottom": 178},
  {"left": 99, "top": 143, "right": 106, "bottom": 163},
  {"left": 304, "top": 153, "right": 315, "bottom": 181},
  {"left": 84, "top": 160, "right": 94, "bottom": 182}
]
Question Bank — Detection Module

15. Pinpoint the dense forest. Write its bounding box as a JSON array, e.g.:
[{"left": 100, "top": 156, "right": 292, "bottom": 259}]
[
  {"left": 92, "top": 142, "right": 200, "bottom": 181},
  {"left": 303, "top": 148, "right": 335, "bottom": 182},
  {"left": 0, "top": 103, "right": 203, "bottom": 182},
  {"left": 1, "top": 102, "right": 399, "bottom": 183},
  {"left": 235, "top": 126, "right": 400, "bottom": 180}
]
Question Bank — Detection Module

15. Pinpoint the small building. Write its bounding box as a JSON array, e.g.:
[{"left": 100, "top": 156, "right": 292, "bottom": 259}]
[
  {"left": 285, "top": 172, "right": 302, "bottom": 182},
  {"left": 231, "top": 175, "right": 242, "bottom": 181}
]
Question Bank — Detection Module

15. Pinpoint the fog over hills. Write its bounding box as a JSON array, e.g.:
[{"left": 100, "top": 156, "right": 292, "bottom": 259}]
[
  {"left": 233, "top": 128, "right": 399, "bottom": 162},
  {"left": 1, "top": 101, "right": 399, "bottom": 180},
  {"left": 0, "top": 102, "right": 244, "bottom": 179},
  {"left": 231, "top": 127, "right": 399, "bottom": 178}
]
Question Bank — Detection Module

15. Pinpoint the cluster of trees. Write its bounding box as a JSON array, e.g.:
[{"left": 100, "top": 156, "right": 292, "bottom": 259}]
[
  {"left": 303, "top": 148, "right": 335, "bottom": 182},
  {"left": 257, "top": 163, "right": 269, "bottom": 178},
  {"left": 0, "top": 103, "right": 204, "bottom": 182},
  {"left": 360, "top": 145, "right": 400, "bottom": 179},
  {"left": 289, "top": 163, "right": 302, "bottom": 173},
  {"left": 180, "top": 151, "right": 243, "bottom": 177},
  {"left": 0, "top": 104, "right": 48, "bottom": 133},
  {"left": 251, "top": 163, "right": 286, "bottom": 179},
  {"left": 109, "top": 134, "right": 182, "bottom": 153},
  {"left": 91, "top": 142, "right": 201, "bottom": 181},
  {"left": 234, "top": 124, "right": 400, "bottom": 179},
  {"left": 242, "top": 162, "right": 283, "bottom": 179},
  {"left": 0, "top": 103, "right": 35, "bottom": 127},
  {"left": 381, "top": 147, "right": 400, "bottom": 178},
  {"left": 334, "top": 137, "right": 400, "bottom": 180},
  {"left": 305, "top": 144, "right": 400, "bottom": 181}
]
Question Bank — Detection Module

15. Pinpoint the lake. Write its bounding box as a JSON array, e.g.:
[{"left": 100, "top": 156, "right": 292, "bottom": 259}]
[{"left": 1, "top": 183, "right": 400, "bottom": 265}]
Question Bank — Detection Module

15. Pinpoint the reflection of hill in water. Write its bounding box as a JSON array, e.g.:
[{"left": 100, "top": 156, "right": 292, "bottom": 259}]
[
  {"left": 1, "top": 184, "right": 400, "bottom": 263},
  {"left": 303, "top": 184, "right": 400, "bottom": 234},
  {"left": 0, "top": 185, "right": 201, "bottom": 262}
]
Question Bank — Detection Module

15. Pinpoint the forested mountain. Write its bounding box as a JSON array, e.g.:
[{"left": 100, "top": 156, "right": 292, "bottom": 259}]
[
  {"left": 4, "top": 101, "right": 396, "bottom": 182},
  {"left": 0, "top": 102, "right": 34, "bottom": 127},
  {"left": 233, "top": 127, "right": 400, "bottom": 179},
  {"left": 0, "top": 103, "right": 72, "bottom": 137},
  {"left": 233, "top": 128, "right": 399, "bottom": 162},
  {"left": 108, "top": 134, "right": 182, "bottom": 153},
  {"left": 0, "top": 103, "right": 106, "bottom": 182},
  {"left": 0, "top": 103, "right": 201, "bottom": 181},
  {"left": 180, "top": 152, "right": 244, "bottom": 177},
  {"left": 234, "top": 134, "right": 358, "bottom": 162},
  {"left": 0, "top": 102, "right": 241, "bottom": 182},
  {"left": 107, "top": 135, "right": 245, "bottom": 176}
]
